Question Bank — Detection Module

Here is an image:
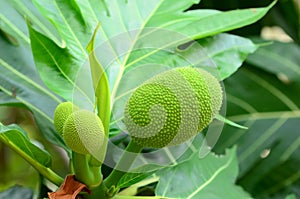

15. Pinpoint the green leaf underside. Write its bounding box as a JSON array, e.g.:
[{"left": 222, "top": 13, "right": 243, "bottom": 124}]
[
  {"left": 215, "top": 66, "right": 300, "bottom": 197},
  {"left": 32, "top": 0, "right": 90, "bottom": 59},
  {"left": 156, "top": 147, "right": 250, "bottom": 199},
  {"left": 28, "top": 0, "right": 93, "bottom": 101},
  {"left": 0, "top": 35, "right": 66, "bottom": 149},
  {"left": 7, "top": 0, "right": 63, "bottom": 46},
  {"left": 0, "top": 1, "right": 30, "bottom": 46},
  {"left": 0, "top": 124, "right": 52, "bottom": 167},
  {"left": 0, "top": 185, "right": 33, "bottom": 199}
]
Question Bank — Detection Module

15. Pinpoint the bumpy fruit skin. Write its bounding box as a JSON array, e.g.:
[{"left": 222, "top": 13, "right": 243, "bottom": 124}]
[
  {"left": 63, "top": 110, "right": 105, "bottom": 155},
  {"left": 54, "top": 102, "right": 79, "bottom": 136},
  {"left": 124, "top": 67, "right": 222, "bottom": 148}
]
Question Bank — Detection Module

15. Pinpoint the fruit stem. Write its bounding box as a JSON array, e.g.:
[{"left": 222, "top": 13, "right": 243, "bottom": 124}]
[
  {"left": 72, "top": 152, "right": 102, "bottom": 188},
  {"left": 103, "top": 140, "right": 143, "bottom": 191}
]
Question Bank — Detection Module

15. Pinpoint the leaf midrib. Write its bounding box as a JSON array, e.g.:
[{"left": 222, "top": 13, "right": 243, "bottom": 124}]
[
  {"left": 30, "top": 28, "right": 94, "bottom": 106},
  {"left": 53, "top": 0, "right": 87, "bottom": 57}
]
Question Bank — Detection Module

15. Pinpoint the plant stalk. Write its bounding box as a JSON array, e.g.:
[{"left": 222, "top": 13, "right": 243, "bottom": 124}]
[
  {"left": 103, "top": 140, "right": 143, "bottom": 190},
  {"left": 72, "top": 152, "right": 102, "bottom": 188}
]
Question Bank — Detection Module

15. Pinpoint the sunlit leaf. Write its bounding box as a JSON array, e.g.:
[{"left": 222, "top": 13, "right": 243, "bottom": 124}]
[{"left": 156, "top": 147, "right": 250, "bottom": 199}]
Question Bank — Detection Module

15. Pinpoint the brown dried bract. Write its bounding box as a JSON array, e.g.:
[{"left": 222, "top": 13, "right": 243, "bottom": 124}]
[{"left": 48, "top": 175, "right": 91, "bottom": 199}]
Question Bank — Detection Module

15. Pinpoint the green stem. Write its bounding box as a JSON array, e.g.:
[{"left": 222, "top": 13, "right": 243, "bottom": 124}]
[
  {"left": 72, "top": 152, "right": 102, "bottom": 188},
  {"left": 103, "top": 140, "right": 143, "bottom": 190},
  {"left": 34, "top": 163, "right": 64, "bottom": 186},
  {"left": 84, "top": 182, "right": 109, "bottom": 199}
]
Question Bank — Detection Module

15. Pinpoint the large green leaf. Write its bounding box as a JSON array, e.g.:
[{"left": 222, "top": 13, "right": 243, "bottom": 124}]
[
  {"left": 25, "top": 0, "right": 273, "bottom": 102},
  {"left": 27, "top": 0, "right": 93, "bottom": 100},
  {"left": 156, "top": 147, "right": 250, "bottom": 199},
  {"left": 214, "top": 64, "right": 300, "bottom": 198}
]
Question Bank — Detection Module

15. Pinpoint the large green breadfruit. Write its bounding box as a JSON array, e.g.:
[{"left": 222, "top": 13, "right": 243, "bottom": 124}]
[
  {"left": 54, "top": 102, "right": 79, "bottom": 136},
  {"left": 124, "top": 67, "right": 223, "bottom": 148},
  {"left": 63, "top": 110, "right": 105, "bottom": 155}
]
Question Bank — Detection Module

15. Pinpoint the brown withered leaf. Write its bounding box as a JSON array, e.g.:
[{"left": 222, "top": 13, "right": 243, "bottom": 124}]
[{"left": 48, "top": 175, "right": 91, "bottom": 199}]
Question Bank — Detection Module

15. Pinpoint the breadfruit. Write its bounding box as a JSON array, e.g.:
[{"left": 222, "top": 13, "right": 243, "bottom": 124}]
[
  {"left": 63, "top": 110, "right": 105, "bottom": 155},
  {"left": 54, "top": 102, "right": 79, "bottom": 136},
  {"left": 124, "top": 67, "right": 222, "bottom": 148}
]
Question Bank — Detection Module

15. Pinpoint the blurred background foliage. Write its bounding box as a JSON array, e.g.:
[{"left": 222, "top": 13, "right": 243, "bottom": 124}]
[
  {"left": 196, "top": 0, "right": 299, "bottom": 43},
  {"left": 194, "top": 0, "right": 300, "bottom": 198}
]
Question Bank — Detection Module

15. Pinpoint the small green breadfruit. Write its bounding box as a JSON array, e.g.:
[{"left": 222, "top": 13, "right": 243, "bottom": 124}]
[
  {"left": 63, "top": 110, "right": 105, "bottom": 155},
  {"left": 54, "top": 102, "right": 79, "bottom": 136},
  {"left": 124, "top": 67, "right": 223, "bottom": 148}
]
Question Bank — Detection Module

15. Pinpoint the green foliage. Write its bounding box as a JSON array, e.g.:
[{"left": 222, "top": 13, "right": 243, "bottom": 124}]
[
  {"left": 1, "top": 0, "right": 297, "bottom": 198},
  {"left": 0, "top": 124, "right": 51, "bottom": 167}
]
